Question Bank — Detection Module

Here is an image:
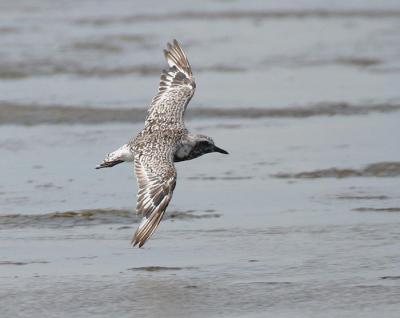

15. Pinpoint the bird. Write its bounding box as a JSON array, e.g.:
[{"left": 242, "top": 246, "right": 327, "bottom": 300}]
[{"left": 96, "top": 39, "right": 228, "bottom": 247}]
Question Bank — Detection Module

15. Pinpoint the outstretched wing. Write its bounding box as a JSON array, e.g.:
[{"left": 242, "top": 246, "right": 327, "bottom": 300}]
[
  {"left": 132, "top": 149, "right": 177, "bottom": 247},
  {"left": 145, "top": 39, "right": 196, "bottom": 128}
]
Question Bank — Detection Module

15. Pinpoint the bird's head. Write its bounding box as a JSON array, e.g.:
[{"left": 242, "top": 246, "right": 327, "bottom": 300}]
[{"left": 194, "top": 134, "right": 229, "bottom": 155}]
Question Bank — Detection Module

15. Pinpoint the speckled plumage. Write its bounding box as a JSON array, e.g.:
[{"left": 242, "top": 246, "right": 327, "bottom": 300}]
[{"left": 96, "top": 40, "right": 228, "bottom": 247}]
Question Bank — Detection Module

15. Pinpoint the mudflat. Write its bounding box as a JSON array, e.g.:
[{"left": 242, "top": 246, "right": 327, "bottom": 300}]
[{"left": 1, "top": 0, "right": 400, "bottom": 317}]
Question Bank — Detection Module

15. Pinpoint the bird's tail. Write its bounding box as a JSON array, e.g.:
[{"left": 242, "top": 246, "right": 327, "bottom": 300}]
[
  {"left": 96, "top": 159, "right": 124, "bottom": 169},
  {"left": 131, "top": 210, "right": 166, "bottom": 248},
  {"left": 95, "top": 144, "right": 133, "bottom": 169}
]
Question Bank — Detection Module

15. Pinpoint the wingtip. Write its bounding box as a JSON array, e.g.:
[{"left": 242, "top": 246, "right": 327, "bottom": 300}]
[
  {"left": 163, "top": 39, "right": 192, "bottom": 76},
  {"left": 172, "top": 39, "right": 179, "bottom": 47},
  {"left": 166, "top": 38, "right": 179, "bottom": 47},
  {"left": 131, "top": 238, "right": 145, "bottom": 248}
]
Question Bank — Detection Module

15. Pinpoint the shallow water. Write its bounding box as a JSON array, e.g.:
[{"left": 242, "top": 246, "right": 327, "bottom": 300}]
[
  {"left": 1, "top": 1, "right": 400, "bottom": 318},
  {"left": 2, "top": 115, "right": 400, "bottom": 317},
  {"left": 1, "top": 0, "right": 400, "bottom": 109}
]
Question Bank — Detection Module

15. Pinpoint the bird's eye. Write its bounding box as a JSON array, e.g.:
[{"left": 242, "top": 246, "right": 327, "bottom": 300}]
[{"left": 199, "top": 140, "right": 209, "bottom": 147}]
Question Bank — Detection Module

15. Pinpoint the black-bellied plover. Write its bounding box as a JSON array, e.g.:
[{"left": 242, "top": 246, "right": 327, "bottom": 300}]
[{"left": 96, "top": 40, "right": 228, "bottom": 247}]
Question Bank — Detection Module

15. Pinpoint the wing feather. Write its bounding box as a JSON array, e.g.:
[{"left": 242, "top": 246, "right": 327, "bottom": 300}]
[
  {"left": 145, "top": 39, "right": 195, "bottom": 128},
  {"left": 132, "top": 151, "right": 177, "bottom": 247}
]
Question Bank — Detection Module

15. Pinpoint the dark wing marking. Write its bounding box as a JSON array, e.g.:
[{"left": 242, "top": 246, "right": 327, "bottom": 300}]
[
  {"left": 145, "top": 39, "right": 196, "bottom": 128},
  {"left": 132, "top": 152, "right": 176, "bottom": 247}
]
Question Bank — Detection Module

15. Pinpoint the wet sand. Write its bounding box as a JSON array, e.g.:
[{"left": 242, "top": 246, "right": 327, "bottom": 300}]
[
  {"left": 1, "top": 0, "right": 400, "bottom": 317},
  {"left": 2, "top": 102, "right": 400, "bottom": 125},
  {"left": 2, "top": 113, "right": 400, "bottom": 317}
]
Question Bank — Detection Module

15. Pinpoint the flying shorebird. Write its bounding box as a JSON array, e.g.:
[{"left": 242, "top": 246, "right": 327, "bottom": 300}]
[{"left": 96, "top": 39, "right": 228, "bottom": 247}]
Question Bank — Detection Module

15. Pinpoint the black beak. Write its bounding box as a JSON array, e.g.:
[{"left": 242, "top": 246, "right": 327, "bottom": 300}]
[{"left": 213, "top": 145, "right": 229, "bottom": 154}]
